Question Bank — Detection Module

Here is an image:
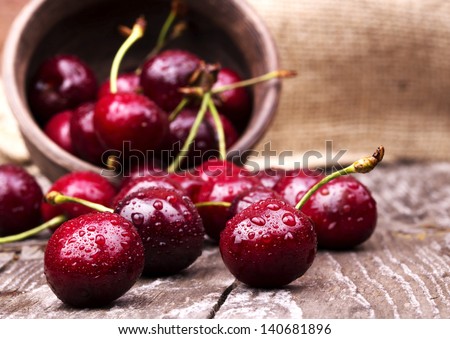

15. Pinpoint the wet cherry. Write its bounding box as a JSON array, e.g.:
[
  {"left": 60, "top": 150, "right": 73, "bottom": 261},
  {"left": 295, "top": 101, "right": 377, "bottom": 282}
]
[
  {"left": 94, "top": 92, "right": 169, "bottom": 153},
  {"left": 0, "top": 164, "right": 43, "bottom": 236},
  {"left": 115, "top": 187, "right": 204, "bottom": 276},
  {"left": 29, "top": 54, "right": 97, "bottom": 122},
  {"left": 228, "top": 186, "right": 284, "bottom": 218},
  {"left": 195, "top": 175, "right": 259, "bottom": 241},
  {"left": 41, "top": 171, "right": 116, "bottom": 222},
  {"left": 253, "top": 167, "right": 287, "bottom": 190},
  {"left": 219, "top": 147, "right": 384, "bottom": 287},
  {"left": 44, "top": 212, "right": 144, "bottom": 307},
  {"left": 274, "top": 169, "right": 324, "bottom": 207},
  {"left": 220, "top": 198, "right": 317, "bottom": 288},
  {"left": 301, "top": 176, "right": 377, "bottom": 249},
  {"left": 120, "top": 159, "right": 166, "bottom": 188},
  {"left": 167, "top": 171, "right": 204, "bottom": 201},
  {"left": 113, "top": 175, "right": 184, "bottom": 206}
]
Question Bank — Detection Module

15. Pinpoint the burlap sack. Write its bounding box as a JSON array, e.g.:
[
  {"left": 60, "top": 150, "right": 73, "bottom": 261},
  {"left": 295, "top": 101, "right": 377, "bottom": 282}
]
[
  {"left": 1, "top": 0, "right": 450, "bottom": 166},
  {"left": 246, "top": 0, "right": 450, "bottom": 166}
]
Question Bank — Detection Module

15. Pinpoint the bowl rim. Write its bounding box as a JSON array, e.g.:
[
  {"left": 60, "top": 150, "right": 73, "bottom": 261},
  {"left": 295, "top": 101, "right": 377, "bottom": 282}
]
[{"left": 2, "top": 0, "right": 280, "bottom": 178}]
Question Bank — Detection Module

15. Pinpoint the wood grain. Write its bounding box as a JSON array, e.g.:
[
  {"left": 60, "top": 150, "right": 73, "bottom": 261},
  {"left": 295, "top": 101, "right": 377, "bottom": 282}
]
[{"left": 1, "top": 162, "right": 449, "bottom": 319}]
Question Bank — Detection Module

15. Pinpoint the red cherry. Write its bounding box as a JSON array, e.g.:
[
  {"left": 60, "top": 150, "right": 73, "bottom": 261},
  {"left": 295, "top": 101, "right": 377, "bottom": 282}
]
[
  {"left": 140, "top": 49, "right": 201, "bottom": 111},
  {"left": 196, "top": 175, "right": 259, "bottom": 241},
  {"left": 301, "top": 176, "right": 377, "bottom": 249},
  {"left": 94, "top": 92, "right": 169, "bottom": 154},
  {"left": 167, "top": 171, "right": 204, "bottom": 201},
  {"left": 44, "top": 110, "right": 75, "bottom": 155},
  {"left": 220, "top": 198, "right": 317, "bottom": 288},
  {"left": 114, "top": 187, "right": 204, "bottom": 276},
  {"left": 41, "top": 171, "right": 116, "bottom": 222},
  {"left": 0, "top": 164, "right": 43, "bottom": 236},
  {"left": 113, "top": 175, "right": 183, "bottom": 206},
  {"left": 274, "top": 169, "right": 324, "bottom": 206},
  {"left": 228, "top": 186, "right": 284, "bottom": 218},
  {"left": 212, "top": 67, "right": 251, "bottom": 128},
  {"left": 98, "top": 72, "right": 140, "bottom": 98},
  {"left": 253, "top": 167, "right": 287, "bottom": 189},
  {"left": 193, "top": 159, "right": 246, "bottom": 183},
  {"left": 70, "top": 102, "right": 107, "bottom": 166},
  {"left": 44, "top": 212, "right": 144, "bottom": 307},
  {"left": 120, "top": 160, "right": 166, "bottom": 188},
  {"left": 29, "top": 54, "right": 97, "bottom": 122}
]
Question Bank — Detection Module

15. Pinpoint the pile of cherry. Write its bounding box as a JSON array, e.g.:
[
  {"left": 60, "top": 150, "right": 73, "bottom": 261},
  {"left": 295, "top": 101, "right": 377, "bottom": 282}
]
[
  {"left": 0, "top": 4, "right": 385, "bottom": 308},
  {"left": 0, "top": 147, "right": 383, "bottom": 308},
  {"left": 32, "top": 16, "right": 251, "bottom": 170}
]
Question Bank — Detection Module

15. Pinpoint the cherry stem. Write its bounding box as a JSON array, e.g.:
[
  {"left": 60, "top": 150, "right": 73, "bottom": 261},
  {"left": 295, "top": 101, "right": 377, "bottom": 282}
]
[
  {"left": 167, "top": 93, "right": 211, "bottom": 173},
  {"left": 168, "top": 97, "right": 190, "bottom": 122},
  {"left": 155, "top": 7, "right": 177, "bottom": 54},
  {"left": 195, "top": 201, "right": 231, "bottom": 208},
  {"left": 0, "top": 215, "right": 67, "bottom": 244},
  {"left": 207, "top": 97, "right": 226, "bottom": 160},
  {"left": 46, "top": 191, "right": 114, "bottom": 214},
  {"left": 110, "top": 17, "right": 146, "bottom": 94},
  {"left": 211, "top": 70, "right": 297, "bottom": 94},
  {"left": 295, "top": 146, "right": 385, "bottom": 210}
]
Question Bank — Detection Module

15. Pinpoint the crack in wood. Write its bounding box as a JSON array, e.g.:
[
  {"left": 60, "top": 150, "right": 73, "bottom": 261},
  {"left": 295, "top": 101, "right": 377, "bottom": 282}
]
[{"left": 207, "top": 280, "right": 238, "bottom": 319}]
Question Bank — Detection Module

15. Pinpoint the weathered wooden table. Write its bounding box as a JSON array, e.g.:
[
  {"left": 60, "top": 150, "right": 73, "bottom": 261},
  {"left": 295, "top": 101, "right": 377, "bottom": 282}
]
[{"left": 1, "top": 161, "right": 449, "bottom": 319}]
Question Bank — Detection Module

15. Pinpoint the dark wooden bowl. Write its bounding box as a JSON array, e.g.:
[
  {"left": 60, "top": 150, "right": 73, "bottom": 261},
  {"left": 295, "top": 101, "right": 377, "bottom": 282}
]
[{"left": 2, "top": 0, "right": 280, "bottom": 183}]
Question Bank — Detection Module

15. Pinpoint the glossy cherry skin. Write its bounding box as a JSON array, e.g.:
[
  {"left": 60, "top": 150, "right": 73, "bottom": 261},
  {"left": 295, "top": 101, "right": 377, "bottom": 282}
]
[
  {"left": 29, "top": 54, "right": 97, "bottom": 122},
  {"left": 253, "top": 167, "right": 287, "bottom": 189},
  {"left": 98, "top": 72, "right": 140, "bottom": 98},
  {"left": 70, "top": 102, "right": 107, "bottom": 166},
  {"left": 44, "top": 110, "right": 75, "bottom": 155},
  {"left": 115, "top": 187, "right": 204, "bottom": 276},
  {"left": 167, "top": 171, "right": 204, "bottom": 201},
  {"left": 228, "top": 186, "right": 284, "bottom": 218},
  {"left": 301, "top": 176, "right": 377, "bottom": 249},
  {"left": 196, "top": 175, "right": 259, "bottom": 241},
  {"left": 165, "top": 109, "right": 238, "bottom": 168},
  {"left": 44, "top": 212, "right": 144, "bottom": 307},
  {"left": 0, "top": 164, "right": 43, "bottom": 236},
  {"left": 41, "top": 171, "right": 116, "bottom": 222},
  {"left": 113, "top": 175, "right": 184, "bottom": 206},
  {"left": 220, "top": 198, "right": 317, "bottom": 288},
  {"left": 274, "top": 169, "right": 324, "bottom": 207},
  {"left": 120, "top": 159, "right": 165, "bottom": 188},
  {"left": 140, "top": 49, "right": 201, "bottom": 112},
  {"left": 193, "top": 159, "right": 247, "bottom": 183},
  {"left": 212, "top": 67, "right": 251, "bottom": 128},
  {"left": 94, "top": 92, "right": 169, "bottom": 153}
]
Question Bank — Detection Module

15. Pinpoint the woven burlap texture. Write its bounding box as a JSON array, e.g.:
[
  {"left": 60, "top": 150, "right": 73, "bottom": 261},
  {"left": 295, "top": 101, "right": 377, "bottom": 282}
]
[
  {"left": 246, "top": 0, "right": 450, "bottom": 164},
  {"left": 1, "top": 0, "right": 449, "bottom": 166}
]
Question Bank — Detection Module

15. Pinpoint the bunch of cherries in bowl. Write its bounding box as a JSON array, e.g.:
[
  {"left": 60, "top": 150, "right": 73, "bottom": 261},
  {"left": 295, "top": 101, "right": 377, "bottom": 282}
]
[{"left": 0, "top": 3, "right": 385, "bottom": 308}]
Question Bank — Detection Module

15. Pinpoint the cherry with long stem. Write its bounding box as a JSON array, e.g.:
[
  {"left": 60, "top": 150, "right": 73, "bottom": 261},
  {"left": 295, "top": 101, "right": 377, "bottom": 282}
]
[{"left": 295, "top": 146, "right": 385, "bottom": 210}]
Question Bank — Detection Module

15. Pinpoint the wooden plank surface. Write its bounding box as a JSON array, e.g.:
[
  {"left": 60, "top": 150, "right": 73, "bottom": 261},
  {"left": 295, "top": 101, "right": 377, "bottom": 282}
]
[{"left": 1, "top": 162, "right": 450, "bottom": 319}]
